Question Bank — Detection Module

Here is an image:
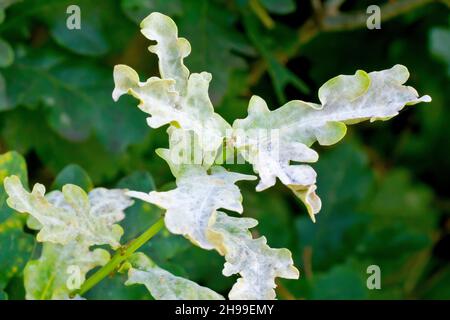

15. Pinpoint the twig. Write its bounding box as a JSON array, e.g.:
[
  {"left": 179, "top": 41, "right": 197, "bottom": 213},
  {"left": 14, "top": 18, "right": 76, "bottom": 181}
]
[
  {"left": 302, "top": 246, "right": 314, "bottom": 279},
  {"left": 298, "top": 0, "right": 437, "bottom": 45},
  {"left": 276, "top": 280, "right": 296, "bottom": 300},
  {"left": 249, "top": 0, "right": 275, "bottom": 29},
  {"left": 248, "top": 0, "right": 440, "bottom": 87}
]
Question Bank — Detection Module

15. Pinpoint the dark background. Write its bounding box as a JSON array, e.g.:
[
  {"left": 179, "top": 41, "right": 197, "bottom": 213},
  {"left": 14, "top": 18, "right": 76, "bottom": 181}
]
[{"left": 0, "top": 0, "right": 449, "bottom": 299}]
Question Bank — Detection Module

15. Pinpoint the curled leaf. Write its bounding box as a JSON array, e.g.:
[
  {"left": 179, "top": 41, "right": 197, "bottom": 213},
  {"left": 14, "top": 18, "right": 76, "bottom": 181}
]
[
  {"left": 140, "top": 12, "right": 191, "bottom": 93},
  {"left": 207, "top": 211, "right": 299, "bottom": 300},
  {"left": 113, "top": 13, "right": 230, "bottom": 164},
  {"left": 232, "top": 65, "right": 431, "bottom": 220}
]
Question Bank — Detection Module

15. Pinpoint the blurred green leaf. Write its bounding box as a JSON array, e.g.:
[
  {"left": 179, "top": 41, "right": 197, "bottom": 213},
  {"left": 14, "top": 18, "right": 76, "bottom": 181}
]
[
  {"left": 51, "top": 21, "right": 108, "bottom": 57},
  {"left": 2, "top": 48, "right": 148, "bottom": 151},
  {"left": 12, "top": 0, "right": 134, "bottom": 56},
  {"left": 0, "top": 0, "right": 448, "bottom": 300},
  {"left": 176, "top": 0, "right": 250, "bottom": 103},
  {"left": 243, "top": 13, "right": 309, "bottom": 103},
  {"left": 265, "top": 55, "right": 310, "bottom": 102},
  {"left": 3, "top": 276, "right": 26, "bottom": 300},
  {"left": 0, "top": 151, "right": 28, "bottom": 223},
  {"left": 420, "top": 267, "right": 450, "bottom": 299},
  {"left": 142, "top": 228, "right": 191, "bottom": 266},
  {"left": 85, "top": 273, "right": 151, "bottom": 300},
  {"left": 295, "top": 142, "right": 373, "bottom": 271},
  {"left": 0, "top": 151, "right": 34, "bottom": 297},
  {"left": 121, "top": 0, "right": 183, "bottom": 23},
  {"left": 168, "top": 243, "right": 235, "bottom": 294},
  {"left": 0, "top": 218, "right": 34, "bottom": 294},
  {"left": 365, "top": 169, "right": 437, "bottom": 235},
  {"left": 0, "top": 0, "right": 22, "bottom": 24},
  {"left": 0, "top": 38, "right": 13, "bottom": 67},
  {"left": 294, "top": 140, "right": 439, "bottom": 298},
  {"left": 0, "top": 73, "right": 8, "bottom": 109},
  {"left": 260, "top": 0, "right": 296, "bottom": 15},
  {"left": 116, "top": 171, "right": 160, "bottom": 242},
  {"left": 243, "top": 188, "right": 295, "bottom": 249},
  {"left": 1, "top": 108, "right": 128, "bottom": 183},
  {"left": 311, "top": 263, "right": 368, "bottom": 299},
  {"left": 430, "top": 26, "right": 450, "bottom": 76},
  {"left": 52, "top": 164, "right": 93, "bottom": 191},
  {"left": 357, "top": 170, "right": 437, "bottom": 298}
]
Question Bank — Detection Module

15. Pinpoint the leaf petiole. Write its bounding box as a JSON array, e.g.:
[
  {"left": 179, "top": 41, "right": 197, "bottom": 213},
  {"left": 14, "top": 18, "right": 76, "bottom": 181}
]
[{"left": 71, "top": 217, "right": 165, "bottom": 298}]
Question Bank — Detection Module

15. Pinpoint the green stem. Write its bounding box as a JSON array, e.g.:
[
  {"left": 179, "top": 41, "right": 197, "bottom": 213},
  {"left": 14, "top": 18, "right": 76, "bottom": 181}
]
[
  {"left": 72, "top": 217, "right": 165, "bottom": 297},
  {"left": 249, "top": 0, "right": 275, "bottom": 29}
]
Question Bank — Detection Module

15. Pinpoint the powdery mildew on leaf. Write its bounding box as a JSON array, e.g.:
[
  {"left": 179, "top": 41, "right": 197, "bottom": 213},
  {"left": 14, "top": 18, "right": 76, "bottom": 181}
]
[
  {"left": 207, "top": 211, "right": 299, "bottom": 300},
  {"left": 116, "top": 12, "right": 431, "bottom": 299},
  {"left": 24, "top": 242, "right": 109, "bottom": 300},
  {"left": 232, "top": 65, "right": 431, "bottom": 221},
  {"left": 126, "top": 253, "right": 224, "bottom": 300},
  {"left": 113, "top": 12, "right": 230, "bottom": 164},
  {"left": 3, "top": 175, "right": 133, "bottom": 299},
  {"left": 4, "top": 175, "right": 132, "bottom": 248},
  {"left": 128, "top": 166, "right": 255, "bottom": 249}
]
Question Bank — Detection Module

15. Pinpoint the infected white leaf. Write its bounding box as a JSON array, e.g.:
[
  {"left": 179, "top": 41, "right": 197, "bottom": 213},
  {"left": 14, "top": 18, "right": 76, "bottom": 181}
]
[
  {"left": 128, "top": 166, "right": 255, "bottom": 250},
  {"left": 116, "top": 13, "right": 431, "bottom": 301},
  {"left": 126, "top": 253, "right": 224, "bottom": 300},
  {"left": 24, "top": 242, "right": 109, "bottom": 300},
  {"left": 232, "top": 65, "right": 431, "bottom": 220},
  {"left": 207, "top": 211, "right": 299, "bottom": 300},
  {"left": 4, "top": 175, "right": 133, "bottom": 248},
  {"left": 113, "top": 13, "right": 230, "bottom": 164}
]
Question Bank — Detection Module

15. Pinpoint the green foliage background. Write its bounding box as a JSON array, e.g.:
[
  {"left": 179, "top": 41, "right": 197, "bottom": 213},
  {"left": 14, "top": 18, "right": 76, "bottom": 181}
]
[{"left": 0, "top": 0, "right": 449, "bottom": 299}]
